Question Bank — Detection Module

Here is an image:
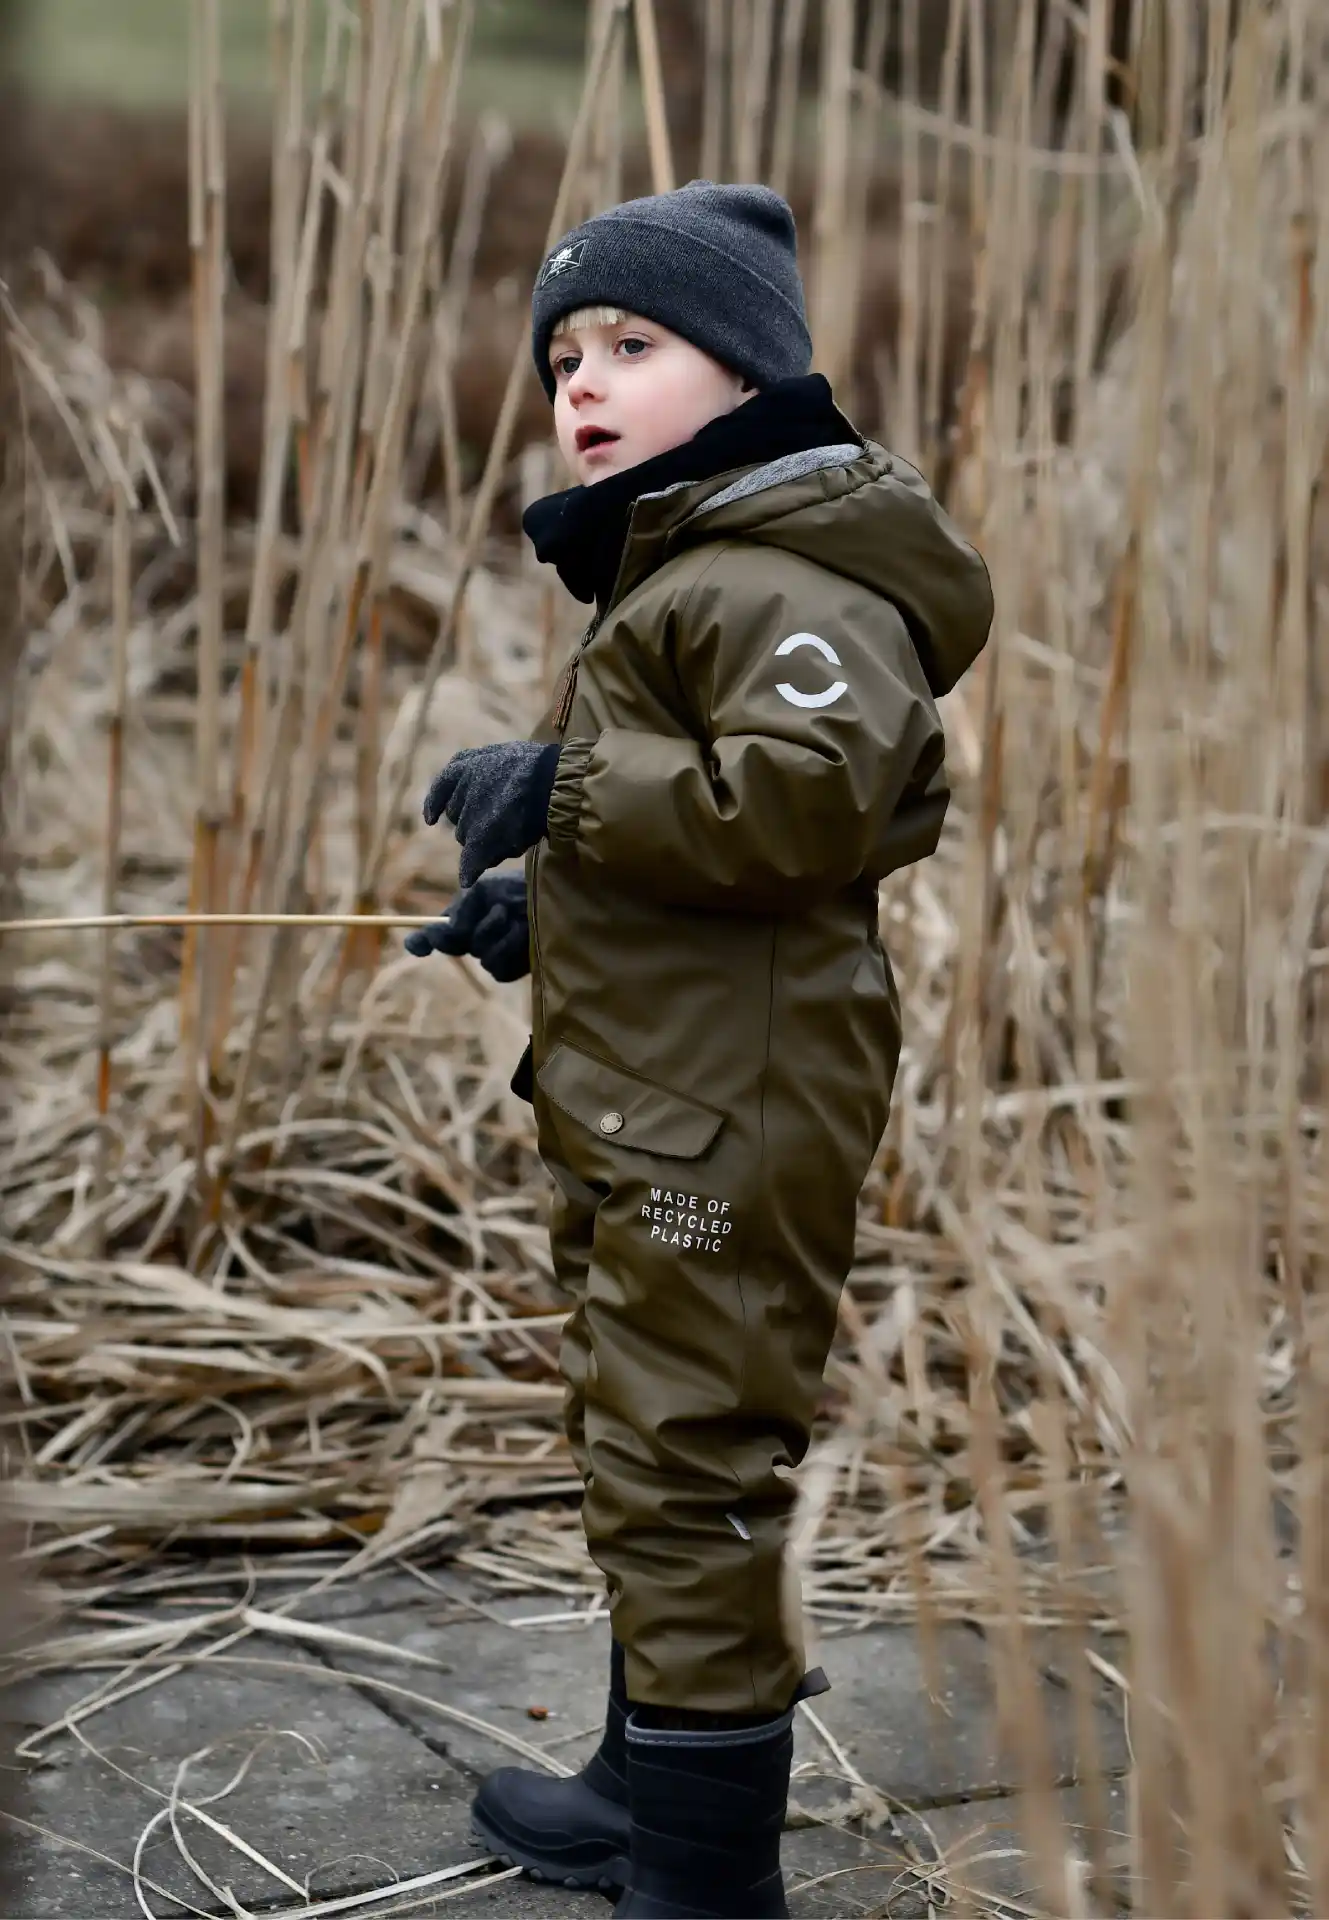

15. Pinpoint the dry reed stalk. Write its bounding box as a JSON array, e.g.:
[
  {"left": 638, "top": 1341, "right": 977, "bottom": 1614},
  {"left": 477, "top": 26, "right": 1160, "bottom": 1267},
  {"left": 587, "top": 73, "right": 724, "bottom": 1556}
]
[
  {"left": 734, "top": 0, "right": 777, "bottom": 184},
  {"left": 809, "top": 0, "right": 855, "bottom": 390},
  {"left": 948, "top": 0, "right": 1039, "bottom": 1202},
  {"left": 90, "top": 445, "right": 132, "bottom": 1259},
  {"left": 586, "top": 0, "right": 628, "bottom": 216},
  {"left": 434, "top": 75, "right": 501, "bottom": 526},
  {"left": 896, "top": 0, "right": 923, "bottom": 463},
  {"left": 1073, "top": 0, "right": 1109, "bottom": 447},
  {"left": 700, "top": 0, "right": 728, "bottom": 182},
  {"left": 1051, "top": 0, "right": 1115, "bottom": 1120},
  {"left": 632, "top": 0, "right": 675, "bottom": 193},
  {"left": 182, "top": 0, "right": 229, "bottom": 1183},
  {"left": 727, "top": 0, "right": 750, "bottom": 189},
  {"left": 1081, "top": 147, "right": 1171, "bottom": 906},
  {"left": 768, "top": 0, "right": 808, "bottom": 202},
  {"left": 339, "top": 22, "right": 415, "bottom": 980},
  {"left": 204, "top": 0, "right": 310, "bottom": 1087},
  {"left": 223, "top": 11, "right": 346, "bottom": 944},
  {"left": 838, "top": 0, "right": 888, "bottom": 420},
  {"left": 968, "top": 1331, "right": 1075, "bottom": 1914},
  {"left": 921, "top": 0, "right": 966, "bottom": 477}
]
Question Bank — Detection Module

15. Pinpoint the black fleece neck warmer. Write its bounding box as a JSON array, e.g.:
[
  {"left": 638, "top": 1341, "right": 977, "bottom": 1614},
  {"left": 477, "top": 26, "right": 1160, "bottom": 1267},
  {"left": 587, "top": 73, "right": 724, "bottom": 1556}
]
[{"left": 521, "top": 374, "right": 861, "bottom": 611}]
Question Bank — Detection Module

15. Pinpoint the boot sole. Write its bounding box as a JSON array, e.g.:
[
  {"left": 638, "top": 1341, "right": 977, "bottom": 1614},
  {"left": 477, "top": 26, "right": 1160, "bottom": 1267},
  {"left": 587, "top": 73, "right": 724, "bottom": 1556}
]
[{"left": 470, "top": 1807, "right": 630, "bottom": 1895}]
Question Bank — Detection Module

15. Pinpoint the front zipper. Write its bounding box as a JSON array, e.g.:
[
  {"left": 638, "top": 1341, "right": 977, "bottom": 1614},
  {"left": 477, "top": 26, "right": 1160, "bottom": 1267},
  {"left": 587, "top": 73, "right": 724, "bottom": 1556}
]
[
  {"left": 533, "top": 614, "right": 601, "bottom": 1049},
  {"left": 551, "top": 613, "right": 602, "bottom": 736},
  {"left": 529, "top": 838, "right": 546, "bottom": 1039}
]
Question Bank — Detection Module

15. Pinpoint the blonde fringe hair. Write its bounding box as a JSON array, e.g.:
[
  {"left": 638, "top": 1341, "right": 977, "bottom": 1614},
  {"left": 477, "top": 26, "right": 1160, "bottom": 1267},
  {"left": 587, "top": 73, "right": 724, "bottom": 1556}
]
[{"left": 550, "top": 305, "right": 632, "bottom": 338}]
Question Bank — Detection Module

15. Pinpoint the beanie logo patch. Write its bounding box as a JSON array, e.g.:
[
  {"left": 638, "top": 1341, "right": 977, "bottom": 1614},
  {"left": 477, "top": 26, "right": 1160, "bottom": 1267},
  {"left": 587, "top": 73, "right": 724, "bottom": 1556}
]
[{"left": 539, "top": 240, "right": 587, "bottom": 287}]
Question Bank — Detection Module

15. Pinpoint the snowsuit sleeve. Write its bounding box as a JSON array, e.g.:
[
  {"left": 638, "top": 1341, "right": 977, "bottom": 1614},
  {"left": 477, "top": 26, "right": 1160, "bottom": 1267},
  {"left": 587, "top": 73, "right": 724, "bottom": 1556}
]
[{"left": 544, "top": 545, "right": 953, "bottom": 913}]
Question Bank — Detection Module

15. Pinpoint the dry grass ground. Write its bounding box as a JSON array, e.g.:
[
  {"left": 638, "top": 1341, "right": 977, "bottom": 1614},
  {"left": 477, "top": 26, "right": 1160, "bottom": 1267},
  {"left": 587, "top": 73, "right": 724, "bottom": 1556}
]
[{"left": 2, "top": 2, "right": 1328, "bottom": 1913}]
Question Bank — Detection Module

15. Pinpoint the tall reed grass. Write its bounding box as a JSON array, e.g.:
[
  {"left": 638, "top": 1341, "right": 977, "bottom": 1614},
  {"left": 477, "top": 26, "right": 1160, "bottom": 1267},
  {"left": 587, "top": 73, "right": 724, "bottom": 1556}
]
[{"left": 2, "top": 1, "right": 1328, "bottom": 1910}]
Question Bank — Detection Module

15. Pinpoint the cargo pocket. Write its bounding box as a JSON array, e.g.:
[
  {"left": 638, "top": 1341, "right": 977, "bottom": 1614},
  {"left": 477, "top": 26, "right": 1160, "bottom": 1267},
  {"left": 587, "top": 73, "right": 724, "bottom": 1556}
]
[{"left": 535, "top": 1042, "right": 726, "bottom": 1159}]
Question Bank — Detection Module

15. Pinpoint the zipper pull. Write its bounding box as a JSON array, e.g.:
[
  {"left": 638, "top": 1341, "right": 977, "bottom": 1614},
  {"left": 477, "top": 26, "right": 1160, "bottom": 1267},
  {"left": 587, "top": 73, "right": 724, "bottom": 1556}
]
[
  {"left": 551, "top": 653, "right": 579, "bottom": 734},
  {"left": 551, "top": 616, "right": 598, "bottom": 736}
]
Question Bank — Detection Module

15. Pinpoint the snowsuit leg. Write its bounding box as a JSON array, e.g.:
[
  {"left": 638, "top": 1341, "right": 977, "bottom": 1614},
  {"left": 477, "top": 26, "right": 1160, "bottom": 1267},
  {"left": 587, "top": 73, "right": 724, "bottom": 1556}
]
[
  {"left": 546, "top": 1154, "right": 599, "bottom": 1488},
  {"left": 539, "top": 1062, "right": 870, "bottom": 1718}
]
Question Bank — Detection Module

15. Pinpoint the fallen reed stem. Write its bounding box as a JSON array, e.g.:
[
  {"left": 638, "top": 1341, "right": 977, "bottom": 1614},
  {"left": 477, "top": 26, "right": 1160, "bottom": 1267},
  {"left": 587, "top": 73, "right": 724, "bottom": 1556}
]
[{"left": 0, "top": 914, "right": 445, "bottom": 935}]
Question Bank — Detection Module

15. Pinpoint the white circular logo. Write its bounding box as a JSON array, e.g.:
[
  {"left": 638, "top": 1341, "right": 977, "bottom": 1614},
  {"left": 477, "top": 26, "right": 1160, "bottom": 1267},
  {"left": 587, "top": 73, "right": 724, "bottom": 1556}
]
[{"left": 774, "top": 633, "right": 848, "bottom": 709}]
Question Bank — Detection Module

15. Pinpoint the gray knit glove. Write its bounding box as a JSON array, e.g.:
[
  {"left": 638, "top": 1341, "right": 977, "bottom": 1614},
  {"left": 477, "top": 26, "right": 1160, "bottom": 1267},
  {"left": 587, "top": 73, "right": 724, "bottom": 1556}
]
[
  {"left": 422, "top": 740, "right": 561, "bottom": 889},
  {"left": 403, "top": 874, "right": 530, "bottom": 982}
]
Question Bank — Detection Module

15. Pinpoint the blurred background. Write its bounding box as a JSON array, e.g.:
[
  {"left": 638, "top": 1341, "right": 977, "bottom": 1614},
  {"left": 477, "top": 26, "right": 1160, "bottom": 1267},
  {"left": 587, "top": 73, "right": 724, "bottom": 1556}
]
[{"left": 0, "top": 3, "right": 1327, "bottom": 1914}]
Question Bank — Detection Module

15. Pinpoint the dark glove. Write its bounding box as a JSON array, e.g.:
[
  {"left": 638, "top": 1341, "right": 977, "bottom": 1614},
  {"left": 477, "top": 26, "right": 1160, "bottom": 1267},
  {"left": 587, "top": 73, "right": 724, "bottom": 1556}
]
[
  {"left": 423, "top": 740, "right": 561, "bottom": 889},
  {"left": 403, "top": 873, "right": 530, "bottom": 982}
]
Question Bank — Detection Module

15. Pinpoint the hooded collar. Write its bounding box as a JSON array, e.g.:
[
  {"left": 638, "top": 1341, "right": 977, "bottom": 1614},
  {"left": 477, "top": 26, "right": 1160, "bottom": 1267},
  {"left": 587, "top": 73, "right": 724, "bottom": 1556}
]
[{"left": 521, "top": 374, "right": 862, "bottom": 612}]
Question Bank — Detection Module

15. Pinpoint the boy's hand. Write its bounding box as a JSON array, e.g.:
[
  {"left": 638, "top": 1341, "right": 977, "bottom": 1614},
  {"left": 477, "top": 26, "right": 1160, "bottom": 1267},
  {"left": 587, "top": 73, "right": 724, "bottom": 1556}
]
[
  {"left": 422, "top": 741, "right": 561, "bottom": 888},
  {"left": 404, "top": 873, "right": 530, "bottom": 982}
]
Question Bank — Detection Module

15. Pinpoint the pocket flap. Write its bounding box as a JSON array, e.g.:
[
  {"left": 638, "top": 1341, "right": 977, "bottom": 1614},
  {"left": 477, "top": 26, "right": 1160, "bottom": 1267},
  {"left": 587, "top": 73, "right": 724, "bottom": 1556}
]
[{"left": 536, "top": 1043, "right": 725, "bottom": 1160}]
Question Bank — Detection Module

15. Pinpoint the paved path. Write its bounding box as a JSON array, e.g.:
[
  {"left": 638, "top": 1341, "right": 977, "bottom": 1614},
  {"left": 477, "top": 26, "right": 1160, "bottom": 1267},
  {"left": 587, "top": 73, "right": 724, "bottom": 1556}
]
[{"left": 8, "top": 1570, "right": 1127, "bottom": 1918}]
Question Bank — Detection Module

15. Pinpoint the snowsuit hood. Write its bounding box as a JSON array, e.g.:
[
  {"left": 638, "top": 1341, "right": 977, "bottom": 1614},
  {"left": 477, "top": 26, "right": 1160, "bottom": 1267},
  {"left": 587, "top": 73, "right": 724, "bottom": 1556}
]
[{"left": 656, "top": 436, "right": 993, "bottom": 698}]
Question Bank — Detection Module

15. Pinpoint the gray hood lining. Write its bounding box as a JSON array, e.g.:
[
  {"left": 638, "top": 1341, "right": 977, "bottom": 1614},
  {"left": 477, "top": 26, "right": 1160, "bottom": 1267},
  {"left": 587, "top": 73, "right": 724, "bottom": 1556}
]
[
  {"left": 691, "top": 441, "right": 865, "bottom": 518},
  {"left": 634, "top": 441, "right": 866, "bottom": 522}
]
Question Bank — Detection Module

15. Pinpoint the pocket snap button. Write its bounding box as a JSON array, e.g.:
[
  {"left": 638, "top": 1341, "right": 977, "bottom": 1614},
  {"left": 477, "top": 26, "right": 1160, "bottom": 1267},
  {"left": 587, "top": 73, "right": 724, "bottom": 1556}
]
[{"left": 599, "top": 1110, "right": 624, "bottom": 1135}]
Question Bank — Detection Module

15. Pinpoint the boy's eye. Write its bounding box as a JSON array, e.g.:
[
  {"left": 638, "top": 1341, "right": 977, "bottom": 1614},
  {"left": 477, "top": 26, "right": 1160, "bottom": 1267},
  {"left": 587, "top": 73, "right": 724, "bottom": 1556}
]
[
  {"left": 553, "top": 352, "right": 580, "bottom": 378},
  {"left": 617, "top": 336, "right": 649, "bottom": 357}
]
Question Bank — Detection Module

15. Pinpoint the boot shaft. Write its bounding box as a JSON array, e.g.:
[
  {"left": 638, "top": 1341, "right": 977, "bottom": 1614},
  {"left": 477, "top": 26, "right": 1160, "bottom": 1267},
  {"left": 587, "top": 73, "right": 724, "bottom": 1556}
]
[
  {"left": 582, "top": 1635, "right": 629, "bottom": 1803},
  {"left": 615, "top": 1709, "right": 793, "bottom": 1918}
]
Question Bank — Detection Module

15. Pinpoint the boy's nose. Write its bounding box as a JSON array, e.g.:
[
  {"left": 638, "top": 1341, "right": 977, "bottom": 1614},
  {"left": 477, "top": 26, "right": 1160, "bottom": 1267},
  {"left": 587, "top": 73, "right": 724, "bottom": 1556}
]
[{"left": 568, "top": 359, "right": 606, "bottom": 404}]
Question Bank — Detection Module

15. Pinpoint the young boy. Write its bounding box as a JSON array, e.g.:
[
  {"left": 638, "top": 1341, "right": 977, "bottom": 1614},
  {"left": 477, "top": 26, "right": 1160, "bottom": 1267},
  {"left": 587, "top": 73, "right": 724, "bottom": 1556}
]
[{"left": 407, "top": 180, "right": 993, "bottom": 1917}]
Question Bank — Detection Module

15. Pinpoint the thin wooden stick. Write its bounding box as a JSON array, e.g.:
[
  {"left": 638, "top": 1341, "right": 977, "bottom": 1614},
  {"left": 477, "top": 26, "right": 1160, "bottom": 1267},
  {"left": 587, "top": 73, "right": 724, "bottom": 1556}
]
[
  {"left": 633, "top": 0, "right": 675, "bottom": 193},
  {"left": 0, "top": 914, "right": 446, "bottom": 936}
]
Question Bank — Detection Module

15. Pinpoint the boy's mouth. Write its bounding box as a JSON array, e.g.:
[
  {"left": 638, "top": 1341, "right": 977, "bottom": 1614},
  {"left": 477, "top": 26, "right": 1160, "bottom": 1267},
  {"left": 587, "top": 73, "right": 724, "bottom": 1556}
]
[{"left": 575, "top": 424, "right": 620, "bottom": 454}]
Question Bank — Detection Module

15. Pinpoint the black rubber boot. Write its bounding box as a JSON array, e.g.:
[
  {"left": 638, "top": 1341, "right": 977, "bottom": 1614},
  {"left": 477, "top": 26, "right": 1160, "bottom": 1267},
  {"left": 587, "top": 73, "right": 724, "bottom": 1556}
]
[
  {"left": 613, "top": 1707, "right": 794, "bottom": 1918},
  {"left": 470, "top": 1637, "right": 632, "bottom": 1893}
]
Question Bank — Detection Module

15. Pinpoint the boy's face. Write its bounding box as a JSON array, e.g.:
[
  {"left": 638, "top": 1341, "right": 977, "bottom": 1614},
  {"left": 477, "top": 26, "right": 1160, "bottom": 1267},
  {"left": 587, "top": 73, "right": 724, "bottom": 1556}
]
[{"left": 549, "top": 312, "right": 755, "bottom": 487}]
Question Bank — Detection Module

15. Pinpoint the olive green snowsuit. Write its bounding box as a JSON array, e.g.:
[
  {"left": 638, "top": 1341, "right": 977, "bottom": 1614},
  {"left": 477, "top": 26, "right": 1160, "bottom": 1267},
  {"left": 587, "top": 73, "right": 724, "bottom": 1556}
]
[{"left": 524, "top": 435, "right": 992, "bottom": 1715}]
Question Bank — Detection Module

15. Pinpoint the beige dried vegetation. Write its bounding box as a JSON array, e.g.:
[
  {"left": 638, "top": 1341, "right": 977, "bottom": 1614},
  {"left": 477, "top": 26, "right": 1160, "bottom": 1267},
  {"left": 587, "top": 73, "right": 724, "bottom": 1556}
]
[{"left": 1, "top": 1, "right": 1328, "bottom": 1912}]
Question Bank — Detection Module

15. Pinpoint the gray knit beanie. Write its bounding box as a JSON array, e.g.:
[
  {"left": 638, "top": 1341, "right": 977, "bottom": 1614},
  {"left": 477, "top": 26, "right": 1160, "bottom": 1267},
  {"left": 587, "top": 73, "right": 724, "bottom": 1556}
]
[{"left": 531, "top": 179, "right": 813, "bottom": 402}]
